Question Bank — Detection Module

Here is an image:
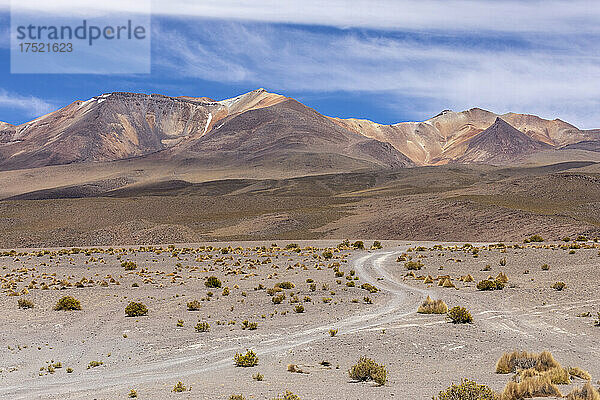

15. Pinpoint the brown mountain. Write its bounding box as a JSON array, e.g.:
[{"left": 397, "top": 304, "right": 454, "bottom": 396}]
[
  {"left": 0, "top": 88, "right": 598, "bottom": 172},
  {"left": 451, "top": 117, "right": 553, "bottom": 164}
]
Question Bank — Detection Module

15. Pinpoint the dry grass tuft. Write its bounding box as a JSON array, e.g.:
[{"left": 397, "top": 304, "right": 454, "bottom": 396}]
[
  {"left": 569, "top": 367, "right": 592, "bottom": 381},
  {"left": 566, "top": 382, "right": 600, "bottom": 400},
  {"left": 417, "top": 296, "right": 448, "bottom": 314},
  {"left": 500, "top": 375, "right": 561, "bottom": 400},
  {"left": 495, "top": 351, "right": 560, "bottom": 374}
]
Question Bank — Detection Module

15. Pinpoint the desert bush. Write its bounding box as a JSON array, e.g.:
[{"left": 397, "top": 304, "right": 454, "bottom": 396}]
[
  {"left": 500, "top": 375, "right": 561, "bottom": 400},
  {"left": 121, "top": 261, "right": 137, "bottom": 271},
  {"left": 176, "top": 319, "right": 184, "bottom": 327},
  {"left": 477, "top": 279, "right": 505, "bottom": 291},
  {"left": 565, "top": 381, "right": 600, "bottom": 400},
  {"left": 172, "top": 381, "right": 187, "bottom": 392},
  {"left": 128, "top": 389, "right": 138, "bottom": 398},
  {"left": 524, "top": 235, "right": 544, "bottom": 243},
  {"left": 272, "top": 294, "right": 285, "bottom": 304},
  {"left": 125, "top": 302, "right": 148, "bottom": 317},
  {"left": 18, "top": 298, "right": 34, "bottom": 309},
  {"left": 418, "top": 296, "right": 448, "bottom": 314},
  {"left": 361, "top": 283, "right": 379, "bottom": 293},
  {"left": 348, "top": 356, "right": 387, "bottom": 386},
  {"left": 222, "top": 287, "right": 230, "bottom": 296},
  {"left": 234, "top": 349, "right": 259, "bottom": 367},
  {"left": 371, "top": 241, "right": 383, "bottom": 249},
  {"left": 405, "top": 260, "right": 424, "bottom": 270},
  {"left": 447, "top": 306, "right": 473, "bottom": 324},
  {"left": 54, "top": 296, "right": 81, "bottom": 311},
  {"left": 541, "top": 264, "right": 550, "bottom": 271},
  {"left": 271, "top": 391, "right": 301, "bottom": 400},
  {"left": 205, "top": 276, "right": 222, "bottom": 288},
  {"left": 186, "top": 300, "right": 201, "bottom": 311},
  {"left": 87, "top": 360, "right": 103, "bottom": 369},
  {"left": 352, "top": 241, "right": 365, "bottom": 250},
  {"left": 329, "top": 328, "right": 338, "bottom": 337},
  {"left": 252, "top": 372, "right": 264, "bottom": 381},
  {"left": 241, "top": 320, "right": 258, "bottom": 330},
  {"left": 276, "top": 281, "right": 295, "bottom": 290},
  {"left": 294, "top": 304, "right": 304, "bottom": 313},
  {"left": 322, "top": 250, "right": 333, "bottom": 259},
  {"left": 552, "top": 282, "right": 566, "bottom": 291},
  {"left": 433, "top": 378, "right": 497, "bottom": 400},
  {"left": 195, "top": 321, "right": 210, "bottom": 332},
  {"left": 229, "top": 395, "right": 246, "bottom": 400}
]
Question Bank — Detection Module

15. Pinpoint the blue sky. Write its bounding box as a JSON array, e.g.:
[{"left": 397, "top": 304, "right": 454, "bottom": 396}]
[{"left": 1, "top": 0, "right": 599, "bottom": 128}]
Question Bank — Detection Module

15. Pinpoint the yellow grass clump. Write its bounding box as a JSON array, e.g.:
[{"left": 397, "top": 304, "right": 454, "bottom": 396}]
[
  {"left": 566, "top": 382, "right": 600, "bottom": 400},
  {"left": 569, "top": 367, "right": 592, "bottom": 381},
  {"left": 496, "top": 351, "right": 560, "bottom": 374},
  {"left": 417, "top": 296, "right": 448, "bottom": 314},
  {"left": 496, "top": 272, "right": 509, "bottom": 283},
  {"left": 500, "top": 375, "right": 561, "bottom": 400},
  {"left": 424, "top": 275, "right": 434, "bottom": 284}
]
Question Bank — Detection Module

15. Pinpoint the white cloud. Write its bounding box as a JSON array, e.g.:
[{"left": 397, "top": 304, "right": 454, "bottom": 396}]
[
  {"left": 6, "top": 0, "right": 600, "bottom": 34},
  {"left": 0, "top": 90, "right": 54, "bottom": 118},
  {"left": 153, "top": 22, "right": 600, "bottom": 128}
]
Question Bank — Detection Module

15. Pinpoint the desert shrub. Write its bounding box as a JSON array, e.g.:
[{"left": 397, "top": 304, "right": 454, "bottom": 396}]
[
  {"left": 128, "top": 389, "right": 138, "bottom": 398},
  {"left": 272, "top": 294, "right": 285, "bottom": 304},
  {"left": 234, "top": 349, "right": 258, "bottom": 367},
  {"left": 329, "top": 328, "right": 338, "bottom": 337},
  {"left": 351, "top": 241, "right": 365, "bottom": 250},
  {"left": 205, "top": 276, "right": 222, "bottom": 288},
  {"left": 54, "top": 296, "right": 81, "bottom": 311},
  {"left": 241, "top": 320, "right": 258, "bottom": 330},
  {"left": 121, "top": 261, "right": 137, "bottom": 270},
  {"left": 524, "top": 235, "right": 544, "bottom": 243},
  {"left": 552, "top": 282, "right": 566, "bottom": 291},
  {"left": 294, "top": 304, "right": 304, "bottom": 313},
  {"left": 222, "top": 287, "right": 230, "bottom": 296},
  {"left": 276, "top": 281, "right": 295, "bottom": 290},
  {"left": 565, "top": 381, "right": 600, "bottom": 400},
  {"left": 230, "top": 395, "right": 246, "bottom": 400},
  {"left": 405, "top": 260, "right": 424, "bottom": 270},
  {"left": 500, "top": 375, "right": 561, "bottom": 400},
  {"left": 433, "top": 378, "right": 497, "bottom": 400},
  {"left": 322, "top": 250, "right": 333, "bottom": 259},
  {"left": 271, "top": 391, "right": 301, "bottom": 400},
  {"left": 252, "top": 372, "right": 264, "bottom": 381},
  {"left": 125, "top": 302, "right": 148, "bottom": 317},
  {"left": 447, "top": 306, "right": 473, "bottom": 324},
  {"left": 186, "top": 300, "right": 202, "bottom": 311},
  {"left": 361, "top": 283, "right": 379, "bottom": 293},
  {"left": 348, "top": 356, "right": 387, "bottom": 386},
  {"left": 499, "top": 258, "right": 507, "bottom": 266},
  {"left": 195, "top": 321, "right": 210, "bottom": 332},
  {"left": 18, "top": 298, "right": 34, "bottom": 309},
  {"left": 569, "top": 367, "right": 592, "bottom": 381},
  {"left": 176, "top": 319, "right": 184, "bottom": 327},
  {"left": 285, "top": 243, "right": 299, "bottom": 249},
  {"left": 87, "top": 360, "right": 103, "bottom": 369},
  {"left": 371, "top": 241, "right": 383, "bottom": 249},
  {"left": 172, "top": 381, "right": 187, "bottom": 392},
  {"left": 477, "top": 279, "right": 505, "bottom": 291},
  {"left": 541, "top": 264, "right": 550, "bottom": 271},
  {"left": 418, "top": 296, "right": 448, "bottom": 314}
]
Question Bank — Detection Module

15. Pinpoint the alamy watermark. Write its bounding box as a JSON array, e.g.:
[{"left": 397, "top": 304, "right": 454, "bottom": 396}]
[{"left": 11, "top": 1, "right": 151, "bottom": 74}]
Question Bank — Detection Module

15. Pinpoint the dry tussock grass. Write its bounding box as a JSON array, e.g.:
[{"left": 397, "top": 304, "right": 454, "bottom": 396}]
[
  {"left": 566, "top": 382, "right": 600, "bottom": 400},
  {"left": 417, "top": 296, "right": 448, "bottom": 314},
  {"left": 500, "top": 375, "right": 561, "bottom": 400}
]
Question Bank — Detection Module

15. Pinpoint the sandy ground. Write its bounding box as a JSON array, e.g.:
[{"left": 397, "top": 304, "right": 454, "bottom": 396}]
[{"left": 1, "top": 240, "right": 599, "bottom": 399}]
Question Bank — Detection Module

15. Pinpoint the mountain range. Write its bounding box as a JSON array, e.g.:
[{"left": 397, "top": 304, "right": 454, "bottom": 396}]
[{"left": 0, "top": 88, "right": 598, "bottom": 172}]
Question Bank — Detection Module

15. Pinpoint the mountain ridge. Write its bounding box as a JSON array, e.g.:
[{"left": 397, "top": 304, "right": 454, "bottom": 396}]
[{"left": 0, "top": 88, "right": 598, "bottom": 171}]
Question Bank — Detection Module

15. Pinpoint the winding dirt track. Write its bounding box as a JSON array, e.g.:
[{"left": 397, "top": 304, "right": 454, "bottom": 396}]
[{"left": 2, "top": 247, "right": 431, "bottom": 399}]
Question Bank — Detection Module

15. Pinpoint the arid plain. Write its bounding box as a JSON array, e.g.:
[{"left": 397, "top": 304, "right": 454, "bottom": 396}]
[{"left": 1, "top": 240, "right": 599, "bottom": 399}]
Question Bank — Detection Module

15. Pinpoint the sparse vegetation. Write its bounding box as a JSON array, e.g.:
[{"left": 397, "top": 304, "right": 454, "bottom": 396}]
[
  {"left": 433, "top": 379, "right": 497, "bottom": 400},
  {"left": 54, "top": 296, "right": 81, "bottom": 311},
  {"left": 205, "top": 276, "right": 222, "bottom": 288},
  {"left": 477, "top": 279, "right": 505, "bottom": 291},
  {"left": 271, "top": 391, "right": 301, "bottom": 400},
  {"left": 418, "top": 296, "right": 448, "bottom": 314},
  {"left": 187, "top": 300, "right": 201, "bottom": 311},
  {"left": 552, "top": 282, "right": 566, "bottom": 291},
  {"left": 121, "top": 261, "right": 137, "bottom": 270},
  {"left": 125, "top": 302, "right": 148, "bottom": 317},
  {"left": 405, "top": 260, "right": 424, "bottom": 270},
  {"left": 172, "top": 381, "right": 187, "bottom": 392},
  {"left": 447, "top": 306, "right": 473, "bottom": 324},
  {"left": 18, "top": 298, "right": 34, "bottom": 309},
  {"left": 234, "top": 350, "right": 259, "bottom": 367},
  {"left": 348, "top": 356, "right": 387, "bottom": 386},
  {"left": 195, "top": 321, "right": 210, "bottom": 332}
]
